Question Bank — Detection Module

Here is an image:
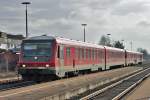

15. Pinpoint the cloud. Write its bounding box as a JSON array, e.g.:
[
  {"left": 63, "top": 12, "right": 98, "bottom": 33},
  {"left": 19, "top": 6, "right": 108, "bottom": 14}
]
[
  {"left": 0, "top": 0, "right": 150, "bottom": 52},
  {"left": 111, "top": 0, "right": 150, "bottom": 16},
  {"left": 136, "top": 20, "right": 150, "bottom": 27}
]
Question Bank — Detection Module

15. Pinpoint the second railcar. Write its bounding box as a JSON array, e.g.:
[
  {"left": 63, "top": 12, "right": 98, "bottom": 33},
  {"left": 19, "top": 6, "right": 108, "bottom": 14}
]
[
  {"left": 126, "top": 50, "right": 143, "bottom": 65},
  {"left": 105, "top": 46, "right": 125, "bottom": 69}
]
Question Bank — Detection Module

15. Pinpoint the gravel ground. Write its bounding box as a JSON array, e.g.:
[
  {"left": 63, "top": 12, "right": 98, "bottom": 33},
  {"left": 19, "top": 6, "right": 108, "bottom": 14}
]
[{"left": 124, "top": 77, "right": 150, "bottom": 100}]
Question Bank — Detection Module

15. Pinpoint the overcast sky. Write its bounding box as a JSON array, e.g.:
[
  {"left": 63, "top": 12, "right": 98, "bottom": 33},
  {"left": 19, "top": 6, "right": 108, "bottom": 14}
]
[{"left": 0, "top": 0, "right": 150, "bottom": 52}]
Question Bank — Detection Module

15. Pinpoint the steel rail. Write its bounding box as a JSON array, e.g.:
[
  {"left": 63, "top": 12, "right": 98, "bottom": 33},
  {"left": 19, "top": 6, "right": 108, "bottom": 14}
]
[
  {"left": 112, "top": 72, "right": 150, "bottom": 100},
  {"left": 80, "top": 67, "right": 150, "bottom": 100},
  {"left": 0, "top": 80, "right": 36, "bottom": 91}
]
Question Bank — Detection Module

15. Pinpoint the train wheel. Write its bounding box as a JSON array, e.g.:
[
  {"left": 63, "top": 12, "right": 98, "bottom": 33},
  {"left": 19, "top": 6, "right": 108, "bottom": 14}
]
[{"left": 74, "top": 70, "right": 79, "bottom": 76}]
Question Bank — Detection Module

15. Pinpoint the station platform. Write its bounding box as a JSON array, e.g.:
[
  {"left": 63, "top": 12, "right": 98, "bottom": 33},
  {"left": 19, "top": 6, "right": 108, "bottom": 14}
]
[
  {"left": 124, "top": 77, "right": 150, "bottom": 100},
  {"left": 0, "top": 72, "right": 21, "bottom": 83},
  {"left": 0, "top": 67, "right": 142, "bottom": 100}
]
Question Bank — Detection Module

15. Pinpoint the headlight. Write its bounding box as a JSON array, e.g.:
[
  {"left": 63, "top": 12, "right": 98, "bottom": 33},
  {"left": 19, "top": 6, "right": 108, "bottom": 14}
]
[
  {"left": 22, "top": 64, "right": 26, "bottom": 67},
  {"left": 46, "top": 64, "right": 49, "bottom": 67}
]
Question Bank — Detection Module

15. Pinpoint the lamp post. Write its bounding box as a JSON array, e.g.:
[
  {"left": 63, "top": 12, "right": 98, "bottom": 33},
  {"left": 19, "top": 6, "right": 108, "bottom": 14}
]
[
  {"left": 107, "top": 34, "right": 111, "bottom": 36},
  {"left": 21, "top": 2, "right": 31, "bottom": 38},
  {"left": 81, "top": 24, "right": 87, "bottom": 42},
  {"left": 107, "top": 34, "right": 111, "bottom": 46},
  {"left": 130, "top": 41, "right": 133, "bottom": 51},
  {"left": 121, "top": 39, "right": 125, "bottom": 49}
]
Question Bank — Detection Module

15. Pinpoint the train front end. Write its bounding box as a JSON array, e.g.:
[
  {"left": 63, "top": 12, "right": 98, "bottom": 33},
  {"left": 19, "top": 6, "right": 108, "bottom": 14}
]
[{"left": 18, "top": 36, "right": 57, "bottom": 80}]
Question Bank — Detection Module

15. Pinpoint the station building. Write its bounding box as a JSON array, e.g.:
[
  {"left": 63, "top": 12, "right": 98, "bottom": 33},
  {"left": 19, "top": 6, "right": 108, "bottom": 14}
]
[{"left": 0, "top": 31, "right": 24, "bottom": 50}]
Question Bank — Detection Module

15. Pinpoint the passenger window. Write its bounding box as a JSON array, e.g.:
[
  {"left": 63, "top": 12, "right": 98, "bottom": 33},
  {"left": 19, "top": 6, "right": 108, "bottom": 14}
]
[
  {"left": 88, "top": 49, "right": 90, "bottom": 59},
  {"left": 75, "top": 48, "right": 78, "bottom": 59},
  {"left": 84, "top": 49, "right": 86, "bottom": 60},
  {"left": 98, "top": 51, "right": 100, "bottom": 58},
  {"left": 80, "top": 48, "right": 82, "bottom": 59},
  {"left": 82, "top": 49, "right": 84, "bottom": 59},
  {"left": 94, "top": 49, "right": 96, "bottom": 60},
  {"left": 78, "top": 48, "right": 80, "bottom": 59},
  {"left": 86, "top": 49, "right": 88, "bottom": 59},
  {"left": 92, "top": 49, "right": 94, "bottom": 60},
  {"left": 66, "top": 47, "right": 70, "bottom": 58}
]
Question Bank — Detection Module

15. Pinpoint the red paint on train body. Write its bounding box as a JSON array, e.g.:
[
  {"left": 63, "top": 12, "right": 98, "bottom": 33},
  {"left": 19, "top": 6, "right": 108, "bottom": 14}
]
[{"left": 18, "top": 35, "right": 143, "bottom": 79}]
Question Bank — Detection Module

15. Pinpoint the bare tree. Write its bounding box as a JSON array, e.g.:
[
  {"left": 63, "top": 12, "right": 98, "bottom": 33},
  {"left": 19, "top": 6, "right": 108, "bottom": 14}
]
[
  {"left": 137, "top": 48, "right": 149, "bottom": 59},
  {"left": 113, "top": 41, "right": 124, "bottom": 49},
  {"left": 99, "top": 35, "right": 111, "bottom": 46}
]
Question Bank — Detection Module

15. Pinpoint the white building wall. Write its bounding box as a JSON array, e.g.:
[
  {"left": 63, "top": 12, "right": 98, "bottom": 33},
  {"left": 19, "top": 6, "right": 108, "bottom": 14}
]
[{"left": 0, "top": 44, "right": 7, "bottom": 49}]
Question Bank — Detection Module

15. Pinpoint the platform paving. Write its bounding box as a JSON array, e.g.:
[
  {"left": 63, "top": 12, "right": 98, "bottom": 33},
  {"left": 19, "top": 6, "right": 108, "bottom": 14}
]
[{"left": 0, "top": 67, "right": 142, "bottom": 100}]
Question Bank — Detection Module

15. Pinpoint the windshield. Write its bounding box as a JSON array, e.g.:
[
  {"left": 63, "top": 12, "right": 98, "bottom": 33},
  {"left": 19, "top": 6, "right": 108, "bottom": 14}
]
[{"left": 23, "top": 42, "right": 52, "bottom": 57}]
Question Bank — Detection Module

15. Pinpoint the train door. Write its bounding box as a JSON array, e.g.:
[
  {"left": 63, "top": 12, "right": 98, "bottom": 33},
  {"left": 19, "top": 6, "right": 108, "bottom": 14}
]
[
  {"left": 72, "top": 47, "right": 75, "bottom": 68},
  {"left": 59, "top": 45, "right": 64, "bottom": 66},
  {"left": 71, "top": 47, "right": 78, "bottom": 74},
  {"left": 101, "top": 49, "right": 105, "bottom": 70},
  {"left": 58, "top": 45, "right": 65, "bottom": 77},
  {"left": 104, "top": 47, "right": 107, "bottom": 70},
  {"left": 66, "top": 47, "right": 76, "bottom": 73},
  {"left": 70, "top": 47, "right": 76, "bottom": 71},
  {"left": 125, "top": 50, "right": 127, "bottom": 66}
]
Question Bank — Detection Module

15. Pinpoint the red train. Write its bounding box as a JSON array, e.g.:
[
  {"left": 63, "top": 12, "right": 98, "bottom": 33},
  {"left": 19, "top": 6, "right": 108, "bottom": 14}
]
[{"left": 18, "top": 35, "right": 143, "bottom": 80}]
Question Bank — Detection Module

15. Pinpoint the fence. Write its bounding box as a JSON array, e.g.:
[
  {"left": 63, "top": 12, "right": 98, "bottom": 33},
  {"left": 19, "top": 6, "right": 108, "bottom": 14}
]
[{"left": 0, "top": 52, "right": 19, "bottom": 73}]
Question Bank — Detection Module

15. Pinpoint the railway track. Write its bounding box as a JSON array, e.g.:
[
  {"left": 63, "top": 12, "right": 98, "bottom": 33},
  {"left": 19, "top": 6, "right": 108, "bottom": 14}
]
[
  {"left": 0, "top": 63, "right": 149, "bottom": 99},
  {"left": 0, "top": 65, "right": 147, "bottom": 100},
  {"left": 0, "top": 80, "right": 36, "bottom": 91},
  {"left": 80, "top": 65, "right": 150, "bottom": 100}
]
